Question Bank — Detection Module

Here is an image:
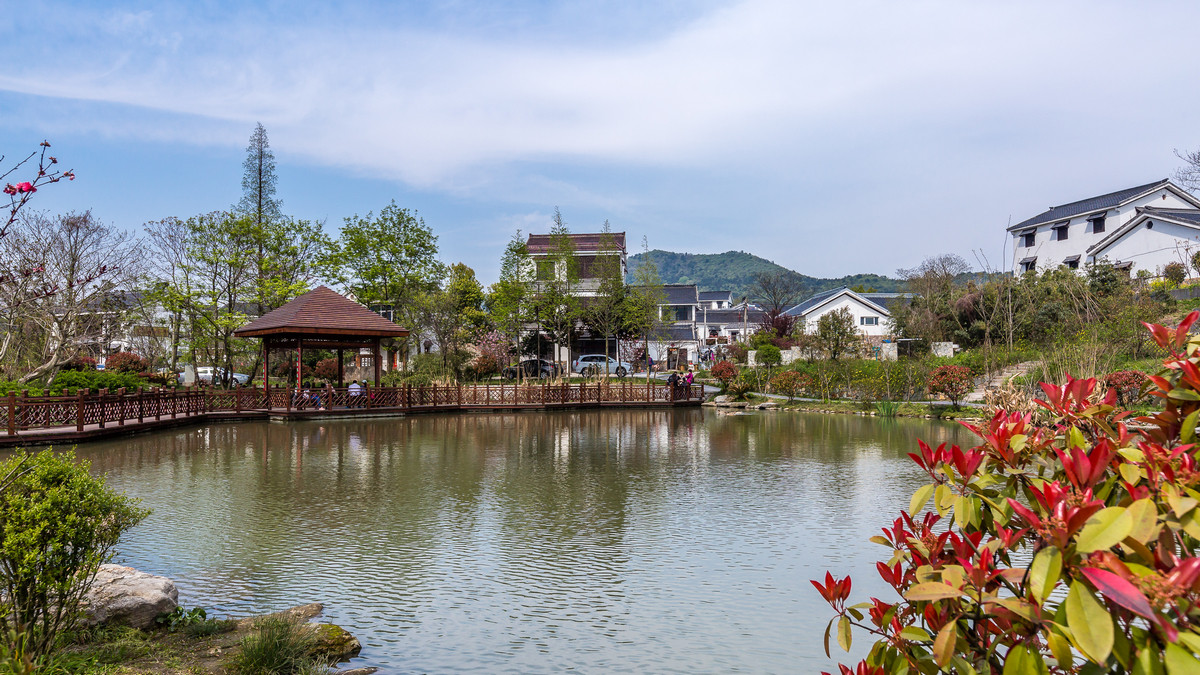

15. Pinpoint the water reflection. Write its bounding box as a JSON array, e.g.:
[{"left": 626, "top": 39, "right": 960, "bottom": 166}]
[{"left": 71, "top": 409, "right": 971, "bottom": 673}]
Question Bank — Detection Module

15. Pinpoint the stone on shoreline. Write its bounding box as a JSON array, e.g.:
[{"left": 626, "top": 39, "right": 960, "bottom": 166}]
[{"left": 83, "top": 564, "right": 178, "bottom": 629}]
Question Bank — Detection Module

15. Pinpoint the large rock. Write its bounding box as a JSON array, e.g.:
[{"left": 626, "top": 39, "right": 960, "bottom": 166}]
[
  {"left": 83, "top": 564, "right": 178, "bottom": 629},
  {"left": 310, "top": 623, "right": 362, "bottom": 662}
]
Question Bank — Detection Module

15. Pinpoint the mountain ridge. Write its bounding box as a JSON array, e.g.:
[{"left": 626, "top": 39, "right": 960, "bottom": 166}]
[{"left": 625, "top": 249, "right": 905, "bottom": 299}]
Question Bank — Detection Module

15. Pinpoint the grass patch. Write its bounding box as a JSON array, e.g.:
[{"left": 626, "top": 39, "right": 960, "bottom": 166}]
[{"left": 226, "top": 616, "right": 323, "bottom": 675}]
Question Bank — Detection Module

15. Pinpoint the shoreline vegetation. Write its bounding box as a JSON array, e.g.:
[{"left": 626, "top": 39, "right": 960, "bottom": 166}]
[{"left": 57, "top": 603, "right": 367, "bottom": 675}]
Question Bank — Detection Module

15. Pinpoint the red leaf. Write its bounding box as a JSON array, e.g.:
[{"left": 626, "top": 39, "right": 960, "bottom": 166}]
[
  {"left": 1176, "top": 311, "right": 1199, "bottom": 349},
  {"left": 1081, "top": 567, "right": 1156, "bottom": 620}
]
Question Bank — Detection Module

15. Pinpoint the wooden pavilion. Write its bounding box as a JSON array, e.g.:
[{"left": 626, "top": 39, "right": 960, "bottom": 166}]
[{"left": 233, "top": 286, "right": 410, "bottom": 390}]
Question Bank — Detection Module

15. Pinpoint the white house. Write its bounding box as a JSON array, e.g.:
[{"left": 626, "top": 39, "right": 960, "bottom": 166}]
[
  {"left": 784, "top": 287, "right": 895, "bottom": 337},
  {"left": 1009, "top": 179, "right": 1200, "bottom": 275}
]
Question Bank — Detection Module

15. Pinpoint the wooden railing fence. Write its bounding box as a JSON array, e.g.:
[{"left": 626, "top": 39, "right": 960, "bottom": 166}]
[{"left": 2, "top": 382, "right": 700, "bottom": 436}]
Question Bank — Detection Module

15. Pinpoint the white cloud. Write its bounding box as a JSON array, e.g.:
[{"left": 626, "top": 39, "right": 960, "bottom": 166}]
[{"left": 4, "top": 0, "right": 1200, "bottom": 277}]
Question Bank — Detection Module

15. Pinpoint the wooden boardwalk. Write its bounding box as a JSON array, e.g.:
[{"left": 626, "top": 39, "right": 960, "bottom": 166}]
[{"left": 0, "top": 382, "right": 702, "bottom": 447}]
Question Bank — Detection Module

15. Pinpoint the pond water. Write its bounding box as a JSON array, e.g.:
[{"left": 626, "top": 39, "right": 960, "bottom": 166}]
[{"left": 73, "top": 408, "right": 972, "bottom": 673}]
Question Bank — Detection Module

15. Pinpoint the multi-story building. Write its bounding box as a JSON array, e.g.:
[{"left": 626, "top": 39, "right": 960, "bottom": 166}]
[
  {"left": 1008, "top": 179, "right": 1200, "bottom": 275},
  {"left": 525, "top": 231, "right": 627, "bottom": 296}
]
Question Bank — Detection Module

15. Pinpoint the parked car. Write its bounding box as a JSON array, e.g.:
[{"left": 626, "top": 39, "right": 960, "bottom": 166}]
[
  {"left": 196, "top": 366, "right": 251, "bottom": 386},
  {"left": 572, "top": 354, "right": 632, "bottom": 378},
  {"left": 501, "top": 359, "right": 562, "bottom": 380}
]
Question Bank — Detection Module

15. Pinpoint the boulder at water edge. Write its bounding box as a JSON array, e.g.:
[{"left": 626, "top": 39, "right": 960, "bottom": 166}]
[{"left": 83, "top": 564, "right": 178, "bottom": 629}]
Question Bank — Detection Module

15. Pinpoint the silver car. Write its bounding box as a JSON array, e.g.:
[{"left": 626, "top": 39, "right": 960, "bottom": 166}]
[{"left": 572, "top": 354, "right": 631, "bottom": 377}]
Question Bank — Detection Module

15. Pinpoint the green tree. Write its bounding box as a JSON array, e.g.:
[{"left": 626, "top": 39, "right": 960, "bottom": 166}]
[
  {"left": 581, "top": 223, "right": 627, "bottom": 378},
  {"left": 625, "top": 239, "right": 667, "bottom": 382},
  {"left": 185, "top": 211, "right": 257, "bottom": 386},
  {"left": 237, "top": 123, "right": 283, "bottom": 236},
  {"left": 486, "top": 231, "right": 532, "bottom": 373},
  {"left": 324, "top": 201, "right": 444, "bottom": 357},
  {"left": 531, "top": 208, "right": 581, "bottom": 371},
  {"left": 445, "top": 262, "right": 488, "bottom": 336},
  {"left": 0, "top": 450, "right": 149, "bottom": 658},
  {"left": 816, "top": 307, "right": 860, "bottom": 361}
]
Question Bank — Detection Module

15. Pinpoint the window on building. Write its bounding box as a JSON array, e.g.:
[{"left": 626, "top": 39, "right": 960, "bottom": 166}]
[
  {"left": 1065, "top": 259, "right": 1079, "bottom": 270},
  {"left": 536, "top": 261, "right": 555, "bottom": 281},
  {"left": 860, "top": 316, "right": 879, "bottom": 326},
  {"left": 1090, "top": 215, "right": 1106, "bottom": 233},
  {"left": 1054, "top": 224, "right": 1069, "bottom": 241},
  {"left": 1021, "top": 230, "right": 1036, "bottom": 247},
  {"left": 1020, "top": 258, "right": 1037, "bottom": 273},
  {"left": 359, "top": 356, "right": 373, "bottom": 368}
]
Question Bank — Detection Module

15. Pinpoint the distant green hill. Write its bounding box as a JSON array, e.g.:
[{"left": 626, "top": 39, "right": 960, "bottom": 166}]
[{"left": 626, "top": 250, "right": 905, "bottom": 299}]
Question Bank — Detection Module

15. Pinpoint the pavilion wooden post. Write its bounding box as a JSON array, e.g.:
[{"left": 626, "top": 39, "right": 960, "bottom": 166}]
[
  {"left": 262, "top": 340, "right": 270, "bottom": 400},
  {"left": 337, "top": 348, "right": 344, "bottom": 388},
  {"left": 373, "top": 338, "right": 381, "bottom": 385},
  {"left": 296, "top": 341, "right": 304, "bottom": 391}
]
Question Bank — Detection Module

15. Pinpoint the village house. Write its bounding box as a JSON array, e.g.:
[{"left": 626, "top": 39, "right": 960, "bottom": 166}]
[
  {"left": 1008, "top": 178, "right": 1200, "bottom": 275},
  {"left": 785, "top": 287, "right": 898, "bottom": 337}
]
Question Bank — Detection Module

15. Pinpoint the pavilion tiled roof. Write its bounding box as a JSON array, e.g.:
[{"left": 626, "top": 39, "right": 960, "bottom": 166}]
[{"left": 233, "top": 286, "right": 410, "bottom": 338}]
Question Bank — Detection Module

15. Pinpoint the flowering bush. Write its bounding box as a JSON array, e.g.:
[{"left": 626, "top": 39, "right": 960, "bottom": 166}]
[
  {"left": 928, "top": 364, "right": 973, "bottom": 409},
  {"left": 711, "top": 360, "right": 738, "bottom": 388},
  {"left": 61, "top": 356, "right": 96, "bottom": 372},
  {"left": 314, "top": 358, "right": 339, "bottom": 382},
  {"left": 814, "top": 312, "right": 1200, "bottom": 673},
  {"left": 1104, "top": 369, "right": 1148, "bottom": 407},
  {"left": 1165, "top": 261, "right": 1187, "bottom": 286},
  {"left": 104, "top": 352, "right": 148, "bottom": 373},
  {"left": 770, "top": 371, "right": 810, "bottom": 401}
]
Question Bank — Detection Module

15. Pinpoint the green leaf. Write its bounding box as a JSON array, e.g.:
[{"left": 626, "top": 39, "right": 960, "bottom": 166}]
[
  {"left": 1004, "top": 644, "right": 1047, "bottom": 675},
  {"left": 898, "top": 626, "right": 931, "bottom": 642},
  {"left": 904, "top": 582, "right": 965, "bottom": 602},
  {"left": 1126, "top": 498, "right": 1159, "bottom": 544},
  {"left": 909, "top": 483, "right": 935, "bottom": 515},
  {"left": 1119, "top": 462, "right": 1142, "bottom": 485},
  {"left": 1028, "top": 546, "right": 1062, "bottom": 604},
  {"left": 1168, "top": 388, "right": 1200, "bottom": 401},
  {"left": 1165, "top": 642, "right": 1200, "bottom": 675},
  {"left": 837, "top": 615, "right": 852, "bottom": 652},
  {"left": 935, "top": 484, "right": 954, "bottom": 516},
  {"left": 1066, "top": 580, "right": 1113, "bottom": 664},
  {"left": 1076, "top": 506, "right": 1132, "bottom": 553},
  {"left": 933, "top": 621, "right": 957, "bottom": 668},
  {"left": 1134, "top": 644, "right": 1164, "bottom": 675},
  {"left": 1182, "top": 409, "right": 1200, "bottom": 444},
  {"left": 823, "top": 617, "right": 834, "bottom": 658},
  {"left": 1045, "top": 628, "right": 1073, "bottom": 670}
]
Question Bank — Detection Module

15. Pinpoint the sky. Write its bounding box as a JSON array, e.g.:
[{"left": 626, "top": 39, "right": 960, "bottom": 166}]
[{"left": 2, "top": 0, "right": 1199, "bottom": 284}]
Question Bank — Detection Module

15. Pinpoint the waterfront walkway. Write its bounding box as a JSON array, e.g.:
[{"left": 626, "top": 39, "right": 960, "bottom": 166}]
[{"left": 0, "top": 381, "right": 703, "bottom": 447}]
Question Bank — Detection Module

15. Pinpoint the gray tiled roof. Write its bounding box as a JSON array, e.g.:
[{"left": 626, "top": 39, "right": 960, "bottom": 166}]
[
  {"left": 783, "top": 288, "right": 843, "bottom": 316},
  {"left": 783, "top": 287, "right": 893, "bottom": 318},
  {"left": 860, "top": 292, "right": 915, "bottom": 313},
  {"left": 1088, "top": 205, "right": 1200, "bottom": 254},
  {"left": 1141, "top": 207, "right": 1200, "bottom": 226},
  {"left": 698, "top": 308, "right": 764, "bottom": 323},
  {"left": 698, "top": 290, "right": 732, "bottom": 301},
  {"left": 1007, "top": 179, "right": 1170, "bottom": 232},
  {"left": 656, "top": 324, "right": 696, "bottom": 341},
  {"left": 660, "top": 284, "right": 699, "bottom": 305}
]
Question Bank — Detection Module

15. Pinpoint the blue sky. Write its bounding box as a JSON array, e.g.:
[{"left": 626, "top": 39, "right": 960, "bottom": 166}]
[{"left": 3, "top": 0, "right": 1199, "bottom": 283}]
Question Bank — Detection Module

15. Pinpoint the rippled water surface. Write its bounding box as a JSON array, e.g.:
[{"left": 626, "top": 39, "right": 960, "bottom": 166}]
[{"left": 74, "top": 409, "right": 971, "bottom": 673}]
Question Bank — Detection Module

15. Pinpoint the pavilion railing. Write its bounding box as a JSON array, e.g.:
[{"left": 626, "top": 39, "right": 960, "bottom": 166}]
[{"left": 0, "top": 382, "right": 701, "bottom": 436}]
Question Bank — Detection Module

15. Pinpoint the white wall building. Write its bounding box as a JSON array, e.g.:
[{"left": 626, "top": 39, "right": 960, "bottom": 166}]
[
  {"left": 1008, "top": 179, "right": 1200, "bottom": 275},
  {"left": 784, "top": 287, "right": 894, "bottom": 337}
]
